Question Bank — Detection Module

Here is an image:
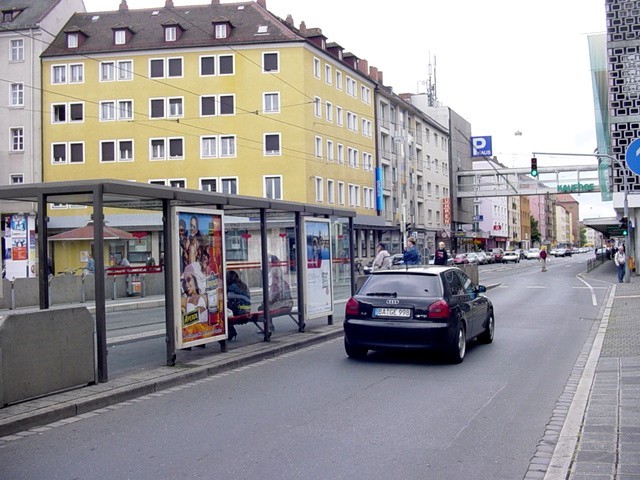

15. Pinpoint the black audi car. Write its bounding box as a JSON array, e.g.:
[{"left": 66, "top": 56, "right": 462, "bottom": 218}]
[{"left": 343, "top": 266, "right": 494, "bottom": 363}]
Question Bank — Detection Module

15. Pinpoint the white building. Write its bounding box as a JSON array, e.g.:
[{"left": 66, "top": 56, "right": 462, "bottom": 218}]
[{"left": 0, "top": 0, "right": 85, "bottom": 216}]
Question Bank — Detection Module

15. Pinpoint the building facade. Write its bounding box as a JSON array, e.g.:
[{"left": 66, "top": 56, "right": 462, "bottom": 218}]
[
  {"left": 0, "top": 0, "right": 85, "bottom": 214},
  {"left": 40, "top": 1, "right": 378, "bottom": 239}
]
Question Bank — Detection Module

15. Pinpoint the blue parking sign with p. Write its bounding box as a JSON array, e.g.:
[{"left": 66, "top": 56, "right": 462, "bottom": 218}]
[{"left": 471, "top": 136, "right": 492, "bottom": 157}]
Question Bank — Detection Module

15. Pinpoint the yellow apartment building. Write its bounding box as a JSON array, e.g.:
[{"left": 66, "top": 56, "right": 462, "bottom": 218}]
[{"left": 41, "top": 0, "right": 378, "bottom": 258}]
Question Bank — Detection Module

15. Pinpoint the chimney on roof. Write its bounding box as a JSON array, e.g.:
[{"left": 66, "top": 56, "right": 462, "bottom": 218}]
[
  {"left": 211, "top": 0, "right": 220, "bottom": 3},
  {"left": 377, "top": 70, "right": 384, "bottom": 84},
  {"left": 119, "top": 0, "right": 128, "bottom": 11},
  {"left": 369, "top": 66, "right": 379, "bottom": 82},
  {"left": 165, "top": 0, "right": 174, "bottom": 7},
  {"left": 285, "top": 14, "right": 294, "bottom": 26},
  {"left": 299, "top": 21, "right": 306, "bottom": 35},
  {"left": 357, "top": 59, "right": 369, "bottom": 75},
  {"left": 256, "top": 0, "right": 267, "bottom": 8}
]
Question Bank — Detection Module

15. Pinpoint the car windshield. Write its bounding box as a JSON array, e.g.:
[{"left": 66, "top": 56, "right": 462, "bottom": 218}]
[{"left": 358, "top": 273, "right": 442, "bottom": 297}]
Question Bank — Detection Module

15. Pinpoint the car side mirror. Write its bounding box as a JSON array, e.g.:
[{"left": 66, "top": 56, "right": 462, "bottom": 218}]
[{"left": 476, "top": 285, "right": 487, "bottom": 293}]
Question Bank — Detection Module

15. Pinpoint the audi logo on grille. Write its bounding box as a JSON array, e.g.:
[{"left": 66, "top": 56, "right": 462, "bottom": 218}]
[{"left": 386, "top": 300, "right": 400, "bottom": 305}]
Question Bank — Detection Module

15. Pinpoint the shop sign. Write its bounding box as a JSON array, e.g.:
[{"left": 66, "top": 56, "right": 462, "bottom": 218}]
[{"left": 556, "top": 183, "right": 594, "bottom": 193}]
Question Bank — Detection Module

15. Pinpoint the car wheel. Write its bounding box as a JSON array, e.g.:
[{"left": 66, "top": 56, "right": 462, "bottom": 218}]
[
  {"left": 448, "top": 322, "right": 466, "bottom": 364},
  {"left": 478, "top": 311, "right": 494, "bottom": 344},
  {"left": 344, "top": 339, "right": 368, "bottom": 359}
]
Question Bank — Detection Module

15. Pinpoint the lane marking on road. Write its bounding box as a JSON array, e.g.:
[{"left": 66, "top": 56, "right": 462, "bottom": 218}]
[
  {"left": 527, "top": 286, "right": 547, "bottom": 289},
  {"left": 576, "top": 276, "right": 597, "bottom": 306}
]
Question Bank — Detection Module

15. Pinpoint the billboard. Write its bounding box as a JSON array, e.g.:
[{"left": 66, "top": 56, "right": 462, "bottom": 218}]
[
  {"left": 303, "top": 218, "right": 333, "bottom": 319},
  {"left": 173, "top": 207, "right": 227, "bottom": 348},
  {"left": 3, "top": 214, "right": 37, "bottom": 279}
]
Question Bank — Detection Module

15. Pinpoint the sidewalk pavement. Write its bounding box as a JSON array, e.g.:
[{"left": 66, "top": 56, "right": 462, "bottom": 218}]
[
  {"left": 1, "top": 262, "right": 639, "bottom": 480},
  {"left": 534, "top": 260, "right": 640, "bottom": 480}
]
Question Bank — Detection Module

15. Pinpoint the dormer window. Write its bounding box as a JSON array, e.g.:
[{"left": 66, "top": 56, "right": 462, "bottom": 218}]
[
  {"left": 215, "top": 24, "right": 228, "bottom": 39},
  {"left": 67, "top": 33, "right": 79, "bottom": 48},
  {"left": 165, "top": 26, "right": 177, "bottom": 42},
  {"left": 114, "top": 30, "right": 126, "bottom": 45},
  {"left": 2, "top": 9, "right": 22, "bottom": 22},
  {"left": 162, "top": 21, "right": 183, "bottom": 42}
]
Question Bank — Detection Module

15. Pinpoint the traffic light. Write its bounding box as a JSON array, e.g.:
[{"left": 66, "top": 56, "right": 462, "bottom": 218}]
[
  {"left": 621, "top": 217, "right": 629, "bottom": 236},
  {"left": 531, "top": 157, "right": 538, "bottom": 177}
]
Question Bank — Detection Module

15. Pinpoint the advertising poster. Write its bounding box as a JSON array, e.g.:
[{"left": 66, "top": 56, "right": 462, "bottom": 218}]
[
  {"left": 173, "top": 207, "right": 226, "bottom": 348},
  {"left": 303, "top": 218, "right": 333, "bottom": 319},
  {"left": 4, "top": 214, "right": 36, "bottom": 279}
]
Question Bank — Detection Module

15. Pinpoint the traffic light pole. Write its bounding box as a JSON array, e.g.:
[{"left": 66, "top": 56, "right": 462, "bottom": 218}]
[{"left": 532, "top": 151, "right": 631, "bottom": 283}]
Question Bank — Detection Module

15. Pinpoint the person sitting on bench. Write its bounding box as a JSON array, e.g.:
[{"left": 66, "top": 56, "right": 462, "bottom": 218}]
[
  {"left": 226, "top": 270, "right": 251, "bottom": 341},
  {"left": 259, "top": 265, "right": 293, "bottom": 331}
]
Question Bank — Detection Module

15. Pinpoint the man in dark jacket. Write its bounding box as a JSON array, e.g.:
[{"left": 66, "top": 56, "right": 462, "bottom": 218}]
[{"left": 402, "top": 237, "right": 421, "bottom": 265}]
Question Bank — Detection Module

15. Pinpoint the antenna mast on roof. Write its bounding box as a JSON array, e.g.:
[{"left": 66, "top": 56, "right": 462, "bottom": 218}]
[{"left": 427, "top": 54, "right": 438, "bottom": 107}]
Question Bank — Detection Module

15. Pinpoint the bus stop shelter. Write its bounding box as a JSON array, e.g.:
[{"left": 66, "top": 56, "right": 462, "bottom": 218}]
[{"left": 0, "top": 179, "right": 356, "bottom": 383}]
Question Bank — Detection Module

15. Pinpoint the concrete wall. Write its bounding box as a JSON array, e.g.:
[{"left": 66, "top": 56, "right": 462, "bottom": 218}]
[
  {"left": 0, "top": 307, "right": 96, "bottom": 406},
  {"left": 0, "top": 272, "right": 166, "bottom": 310}
]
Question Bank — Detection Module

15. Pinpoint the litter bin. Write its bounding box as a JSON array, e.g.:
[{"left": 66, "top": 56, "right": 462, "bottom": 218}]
[{"left": 127, "top": 274, "right": 142, "bottom": 296}]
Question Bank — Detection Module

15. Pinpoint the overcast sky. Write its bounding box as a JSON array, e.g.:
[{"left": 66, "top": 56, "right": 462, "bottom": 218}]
[{"left": 83, "top": 0, "right": 612, "bottom": 219}]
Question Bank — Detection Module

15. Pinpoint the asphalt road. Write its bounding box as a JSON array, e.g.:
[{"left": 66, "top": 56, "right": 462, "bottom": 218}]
[{"left": 0, "top": 255, "right": 606, "bottom": 479}]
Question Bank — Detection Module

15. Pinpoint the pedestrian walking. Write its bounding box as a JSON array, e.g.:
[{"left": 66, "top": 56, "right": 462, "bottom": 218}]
[
  {"left": 372, "top": 243, "right": 392, "bottom": 271},
  {"left": 402, "top": 237, "right": 421, "bottom": 265},
  {"left": 614, "top": 245, "right": 626, "bottom": 283},
  {"left": 433, "top": 241, "right": 448, "bottom": 265},
  {"left": 539, "top": 246, "right": 548, "bottom": 272}
]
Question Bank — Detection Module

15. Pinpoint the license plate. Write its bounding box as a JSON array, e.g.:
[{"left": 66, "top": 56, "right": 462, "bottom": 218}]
[{"left": 374, "top": 307, "right": 411, "bottom": 318}]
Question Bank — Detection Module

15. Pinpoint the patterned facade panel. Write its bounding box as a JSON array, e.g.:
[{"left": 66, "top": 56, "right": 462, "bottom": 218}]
[{"left": 607, "top": 0, "right": 640, "bottom": 193}]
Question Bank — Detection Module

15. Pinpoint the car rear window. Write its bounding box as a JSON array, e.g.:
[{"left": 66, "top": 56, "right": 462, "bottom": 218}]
[{"left": 358, "top": 273, "right": 442, "bottom": 297}]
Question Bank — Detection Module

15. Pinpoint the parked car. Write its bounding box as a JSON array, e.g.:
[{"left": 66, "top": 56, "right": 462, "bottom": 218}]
[
  {"left": 343, "top": 266, "right": 495, "bottom": 363},
  {"left": 475, "top": 251, "right": 489, "bottom": 265},
  {"left": 453, "top": 253, "right": 469, "bottom": 265},
  {"left": 525, "top": 248, "right": 540, "bottom": 260},
  {"left": 554, "top": 248, "right": 572, "bottom": 257},
  {"left": 482, "top": 251, "right": 495, "bottom": 264},
  {"left": 502, "top": 250, "right": 520, "bottom": 263},
  {"left": 466, "top": 252, "right": 480, "bottom": 264},
  {"left": 491, "top": 248, "right": 504, "bottom": 263}
]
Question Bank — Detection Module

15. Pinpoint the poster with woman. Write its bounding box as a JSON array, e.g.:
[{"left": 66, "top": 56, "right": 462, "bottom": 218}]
[
  {"left": 303, "top": 218, "right": 333, "bottom": 318},
  {"left": 173, "top": 207, "right": 226, "bottom": 348}
]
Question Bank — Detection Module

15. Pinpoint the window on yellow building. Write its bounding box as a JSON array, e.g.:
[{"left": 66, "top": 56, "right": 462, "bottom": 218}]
[
  {"left": 219, "top": 95, "right": 235, "bottom": 115},
  {"left": 219, "top": 55, "right": 234, "bottom": 75},
  {"left": 201, "top": 96, "right": 216, "bottom": 116},
  {"left": 263, "top": 52, "right": 278, "bottom": 72},
  {"left": 200, "top": 56, "right": 215, "bottom": 76},
  {"left": 264, "top": 134, "right": 280, "bottom": 156},
  {"left": 201, "top": 137, "right": 217, "bottom": 158},
  {"left": 263, "top": 92, "right": 279, "bottom": 113}
]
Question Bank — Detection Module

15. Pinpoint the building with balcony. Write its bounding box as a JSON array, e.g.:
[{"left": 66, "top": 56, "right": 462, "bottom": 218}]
[{"left": 372, "top": 89, "right": 450, "bottom": 257}]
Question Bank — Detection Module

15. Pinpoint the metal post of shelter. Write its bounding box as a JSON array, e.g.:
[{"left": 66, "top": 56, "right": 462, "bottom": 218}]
[
  {"left": 93, "top": 185, "right": 108, "bottom": 382},
  {"left": 163, "top": 199, "right": 176, "bottom": 365},
  {"left": 37, "top": 193, "right": 49, "bottom": 309},
  {"left": 260, "top": 209, "right": 271, "bottom": 341},
  {"left": 349, "top": 216, "right": 355, "bottom": 296},
  {"left": 295, "top": 211, "right": 305, "bottom": 331}
]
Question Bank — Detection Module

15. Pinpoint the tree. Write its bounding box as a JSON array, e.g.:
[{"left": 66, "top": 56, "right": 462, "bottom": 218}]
[
  {"left": 580, "top": 226, "right": 587, "bottom": 247},
  {"left": 530, "top": 216, "right": 541, "bottom": 244}
]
